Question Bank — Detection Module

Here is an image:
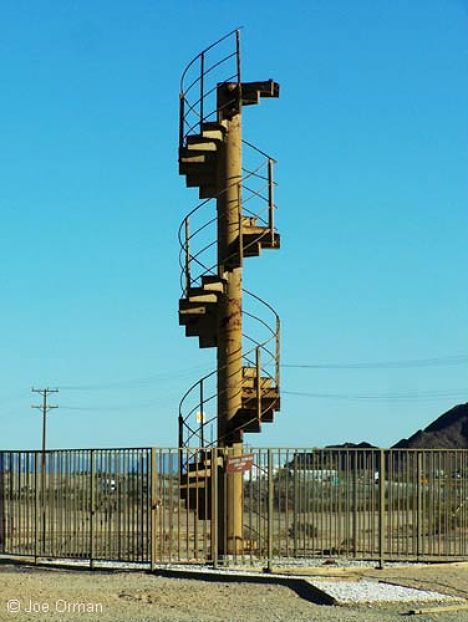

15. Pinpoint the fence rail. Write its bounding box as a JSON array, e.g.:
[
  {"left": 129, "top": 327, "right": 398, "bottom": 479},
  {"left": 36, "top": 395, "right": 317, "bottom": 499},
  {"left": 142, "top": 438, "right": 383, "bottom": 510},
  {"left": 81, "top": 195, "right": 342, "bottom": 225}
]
[{"left": 1, "top": 448, "right": 467, "bottom": 567}]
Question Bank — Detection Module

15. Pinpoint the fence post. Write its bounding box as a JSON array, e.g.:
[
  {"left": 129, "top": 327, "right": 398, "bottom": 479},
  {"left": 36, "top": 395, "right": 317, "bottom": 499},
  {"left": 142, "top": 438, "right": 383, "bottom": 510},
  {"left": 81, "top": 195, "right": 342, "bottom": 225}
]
[
  {"left": 34, "top": 451, "right": 38, "bottom": 564},
  {"left": 89, "top": 450, "right": 95, "bottom": 569},
  {"left": 211, "top": 447, "right": 218, "bottom": 568},
  {"left": 352, "top": 453, "right": 357, "bottom": 558},
  {"left": 378, "top": 449, "right": 386, "bottom": 569},
  {"left": 417, "top": 451, "right": 423, "bottom": 560},
  {"left": 150, "top": 448, "right": 158, "bottom": 571},
  {"left": 267, "top": 449, "right": 274, "bottom": 572}
]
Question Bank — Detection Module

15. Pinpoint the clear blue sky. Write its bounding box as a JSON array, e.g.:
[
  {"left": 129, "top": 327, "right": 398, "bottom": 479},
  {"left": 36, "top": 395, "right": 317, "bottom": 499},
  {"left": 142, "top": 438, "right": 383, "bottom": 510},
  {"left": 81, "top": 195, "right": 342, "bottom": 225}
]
[{"left": 1, "top": 0, "right": 467, "bottom": 450}]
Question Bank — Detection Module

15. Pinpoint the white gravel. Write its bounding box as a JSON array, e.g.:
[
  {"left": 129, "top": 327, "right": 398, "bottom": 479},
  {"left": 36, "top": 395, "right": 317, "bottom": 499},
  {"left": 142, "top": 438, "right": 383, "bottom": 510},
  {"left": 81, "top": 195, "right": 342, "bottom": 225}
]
[{"left": 309, "top": 580, "right": 461, "bottom": 604}]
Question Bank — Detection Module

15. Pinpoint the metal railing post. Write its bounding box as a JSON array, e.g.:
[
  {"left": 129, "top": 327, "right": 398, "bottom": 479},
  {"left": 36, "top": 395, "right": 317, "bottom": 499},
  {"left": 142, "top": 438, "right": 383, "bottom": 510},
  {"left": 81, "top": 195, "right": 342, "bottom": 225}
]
[
  {"left": 235, "top": 29, "right": 241, "bottom": 83},
  {"left": 267, "top": 449, "right": 274, "bottom": 571},
  {"left": 352, "top": 452, "right": 357, "bottom": 558},
  {"left": 268, "top": 158, "right": 274, "bottom": 245},
  {"left": 238, "top": 184, "right": 244, "bottom": 267},
  {"left": 211, "top": 447, "right": 218, "bottom": 567},
  {"left": 200, "top": 52, "right": 205, "bottom": 131},
  {"left": 275, "top": 318, "right": 280, "bottom": 388},
  {"left": 417, "top": 451, "right": 423, "bottom": 560},
  {"left": 34, "top": 451, "right": 38, "bottom": 564},
  {"left": 199, "top": 380, "right": 205, "bottom": 448},
  {"left": 378, "top": 449, "right": 386, "bottom": 568},
  {"left": 184, "top": 218, "right": 191, "bottom": 294},
  {"left": 256, "top": 347, "right": 261, "bottom": 422},
  {"left": 179, "top": 94, "right": 185, "bottom": 149},
  {"left": 178, "top": 415, "right": 184, "bottom": 450},
  {"left": 89, "top": 450, "right": 95, "bottom": 569},
  {"left": 150, "top": 448, "right": 158, "bottom": 571}
]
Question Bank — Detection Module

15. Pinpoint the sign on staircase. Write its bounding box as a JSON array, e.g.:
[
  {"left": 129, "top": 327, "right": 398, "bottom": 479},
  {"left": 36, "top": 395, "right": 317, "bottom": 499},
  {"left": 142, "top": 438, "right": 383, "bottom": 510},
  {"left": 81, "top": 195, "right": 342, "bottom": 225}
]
[{"left": 226, "top": 453, "right": 254, "bottom": 474}]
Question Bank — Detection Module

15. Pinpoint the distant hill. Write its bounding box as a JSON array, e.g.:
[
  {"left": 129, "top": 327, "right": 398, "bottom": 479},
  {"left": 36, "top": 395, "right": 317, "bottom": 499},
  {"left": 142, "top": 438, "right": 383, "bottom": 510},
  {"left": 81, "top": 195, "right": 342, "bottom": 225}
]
[
  {"left": 325, "top": 442, "right": 377, "bottom": 449},
  {"left": 393, "top": 403, "right": 468, "bottom": 449}
]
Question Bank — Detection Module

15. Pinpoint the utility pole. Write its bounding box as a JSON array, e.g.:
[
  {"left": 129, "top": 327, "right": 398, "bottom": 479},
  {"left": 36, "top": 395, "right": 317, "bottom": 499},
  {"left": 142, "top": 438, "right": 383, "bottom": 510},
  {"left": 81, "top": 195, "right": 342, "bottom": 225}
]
[
  {"left": 32, "top": 387, "right": 58, "bottom": 555},
  {"left": 32, "top": 387, "right": 59, "bottom": 458}
]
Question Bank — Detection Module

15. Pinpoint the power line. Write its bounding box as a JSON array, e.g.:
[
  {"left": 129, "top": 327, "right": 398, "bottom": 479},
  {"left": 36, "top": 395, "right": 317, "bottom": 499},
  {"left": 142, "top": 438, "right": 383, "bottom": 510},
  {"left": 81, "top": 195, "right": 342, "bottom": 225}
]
[
  {"left": 283, "top": 389, "right": 468, "bottom": 402},
  {"left": 57, "top": 365, "right": 209, "bottom": 391},
  {"left": 282, "top": 355, "right": 468, "bottom": 370},
  {"left": 52, "top": 354, "right": 468, "bottom": 396}
]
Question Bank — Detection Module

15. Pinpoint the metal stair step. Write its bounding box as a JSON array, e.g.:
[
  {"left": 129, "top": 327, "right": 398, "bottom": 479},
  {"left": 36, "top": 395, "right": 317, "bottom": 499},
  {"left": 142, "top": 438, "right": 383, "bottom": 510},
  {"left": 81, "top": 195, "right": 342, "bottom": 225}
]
[
  {"left": 199, "top": 334, "right": 217, "bottom": 348},
  {"left": 186, "top": 291, "right": 218, "bottom": 304},
  {"left": 241, "top": 215, "right": 258, "bottom": 227},
  {"left": 179, "top": 298, "right": 217, "bottom": 311},
  {"left": 201, "top": 275, "right": 226, "bottom": 293},
  {"left": 185, "top": 139, "right": 218, "bottom": 152},
  {"left": 179, "top": 149, "right": 215, "bottom": 165},
  {"left": 181, "top": 162, "right": 216, "bottom": 178},
  {"left": 179, "top": 479, "right": 208, "bottom": 490},
  {"left": 229, "top": 409, "right": 261, "bottom": 434},
  {"left": 185, "top": 320, "right": 216, "bottom": 339},
  {"left": 186, "top": 171, "right": 216, "bottom": 188},
  {"left": 242, "top": 228, "right": 280, "bottom": 250},
  {"left": 199, "top": 185, "right": 217, "bottom": 199},
  {"left": 179, "top": 306, "right": 207, "bottom": 317},
  {"left": 181, "top": 467, "right": 212, "bottom": 480},
  {"left": 200, "top": 121, "right": 227, "bottom": 142},
  {"left": 242, "top": 376, "right": 274, "bottom": 390}
]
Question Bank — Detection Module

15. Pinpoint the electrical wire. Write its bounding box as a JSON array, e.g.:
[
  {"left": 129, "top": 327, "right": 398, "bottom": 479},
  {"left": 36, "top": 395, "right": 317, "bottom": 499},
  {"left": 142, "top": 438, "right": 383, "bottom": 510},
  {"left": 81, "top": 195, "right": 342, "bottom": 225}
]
[
  {"left": 282, "top": 354, "right": 468, "bottom": 370},
  {"left": 57, "top": 365, "right": 210, "bottom": 391},
  {"left": 283, "top": 389, "right": 468, "bottom": 402}
]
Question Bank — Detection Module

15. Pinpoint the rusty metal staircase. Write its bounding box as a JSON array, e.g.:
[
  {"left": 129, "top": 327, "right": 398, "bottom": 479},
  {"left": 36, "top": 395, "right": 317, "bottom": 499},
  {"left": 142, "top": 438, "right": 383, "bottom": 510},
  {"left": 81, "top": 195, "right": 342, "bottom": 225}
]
[{"left": 177, "top": 30, "right": 281, "bottom": 526}]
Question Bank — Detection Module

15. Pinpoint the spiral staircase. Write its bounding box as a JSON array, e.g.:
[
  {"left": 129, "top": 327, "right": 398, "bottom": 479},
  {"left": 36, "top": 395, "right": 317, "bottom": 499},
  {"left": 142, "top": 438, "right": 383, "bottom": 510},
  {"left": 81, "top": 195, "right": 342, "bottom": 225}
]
[{"left": 177, "top": 30, "right": 281, "bottom": 535}]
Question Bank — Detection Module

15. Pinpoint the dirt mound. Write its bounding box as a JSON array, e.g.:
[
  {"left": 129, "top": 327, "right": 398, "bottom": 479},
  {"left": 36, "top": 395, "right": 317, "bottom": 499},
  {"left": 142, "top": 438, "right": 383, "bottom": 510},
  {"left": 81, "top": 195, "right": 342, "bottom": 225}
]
[{"left": 393, "top": 403, "right": 468, "bottom": 449}]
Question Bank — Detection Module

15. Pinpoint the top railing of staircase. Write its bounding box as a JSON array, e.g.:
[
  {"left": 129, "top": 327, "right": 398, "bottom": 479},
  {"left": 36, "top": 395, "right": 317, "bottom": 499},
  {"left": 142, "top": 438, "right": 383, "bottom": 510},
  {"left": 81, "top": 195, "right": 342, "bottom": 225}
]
[{"left": 179, "top": 28, "right": 241, "bottom": 149}]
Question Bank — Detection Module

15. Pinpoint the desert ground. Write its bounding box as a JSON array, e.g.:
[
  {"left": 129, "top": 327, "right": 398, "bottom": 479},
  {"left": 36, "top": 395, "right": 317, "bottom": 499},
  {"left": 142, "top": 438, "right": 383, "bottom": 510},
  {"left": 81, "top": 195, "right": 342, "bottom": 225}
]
[{"left": 0, "top": 562, "right": 467, "bottom": 622}]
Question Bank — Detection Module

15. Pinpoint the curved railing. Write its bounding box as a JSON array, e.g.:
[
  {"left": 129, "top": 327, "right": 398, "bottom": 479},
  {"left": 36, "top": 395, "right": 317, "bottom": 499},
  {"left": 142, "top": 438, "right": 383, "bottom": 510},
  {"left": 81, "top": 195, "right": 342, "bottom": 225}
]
[
  {"left": 179, "top": 28, "right": 241, "bottom": 149},
  {"left": 178, "top": 29, "right": 280, "bottom": 448}
]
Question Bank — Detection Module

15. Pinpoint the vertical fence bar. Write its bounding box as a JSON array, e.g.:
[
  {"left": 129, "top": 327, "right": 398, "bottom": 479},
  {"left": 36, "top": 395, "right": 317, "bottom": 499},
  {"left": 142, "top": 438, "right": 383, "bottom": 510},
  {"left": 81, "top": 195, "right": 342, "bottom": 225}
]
[
  {"left": 34, "top": 452, "right": 38, "bottom": 563},
  {"left": 379, "top": 449, "right": 386, "bottom": 568},
  {"left": 40, "top": 450, "right": 46, "bottom": 557},
  {"left": 151, "top": 448, "right": 158, "bottom": 570},
  {"left": 267, "top": 449, "right": 273, "bottom": 571},
  {"left": 89, "top": 450, "right": 95, "bottom": 569},
  {"left": 417, "top": 451, "right": 423, "bottom": 560},
  {"left": 211, "top": 447, "right": 218, "bottom": 567},
  {"left": 352, "top": 452, "right": 357, "bottom": 558}
]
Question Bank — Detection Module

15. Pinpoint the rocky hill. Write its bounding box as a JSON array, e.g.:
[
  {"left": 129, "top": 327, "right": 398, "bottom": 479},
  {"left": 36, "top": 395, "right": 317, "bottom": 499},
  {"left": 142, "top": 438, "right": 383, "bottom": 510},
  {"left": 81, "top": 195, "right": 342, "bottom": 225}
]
[{"left": 393, "top": 402, "right": 468, "bottom": 449}]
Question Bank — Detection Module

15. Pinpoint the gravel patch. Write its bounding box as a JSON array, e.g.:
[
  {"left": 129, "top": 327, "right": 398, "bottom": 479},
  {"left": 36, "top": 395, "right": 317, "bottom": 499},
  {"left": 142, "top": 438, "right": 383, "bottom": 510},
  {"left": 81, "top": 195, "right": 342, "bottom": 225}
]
[{"left": 309, "top": 579, "right": 460, "bottom": 604}]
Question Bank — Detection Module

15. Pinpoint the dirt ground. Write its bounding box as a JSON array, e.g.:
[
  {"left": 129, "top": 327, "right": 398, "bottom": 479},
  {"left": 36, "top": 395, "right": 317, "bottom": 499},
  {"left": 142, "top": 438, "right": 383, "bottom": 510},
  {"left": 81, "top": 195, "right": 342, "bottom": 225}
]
[{"left": 0, "top": 563, "right": 467, "bottom": 622}]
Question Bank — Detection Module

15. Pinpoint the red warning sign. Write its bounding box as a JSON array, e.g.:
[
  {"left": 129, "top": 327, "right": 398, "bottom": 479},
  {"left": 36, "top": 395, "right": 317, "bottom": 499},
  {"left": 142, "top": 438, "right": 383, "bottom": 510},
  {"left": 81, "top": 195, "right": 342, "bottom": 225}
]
[{"left": 226, "top": 454, "right": 254, "bottom": 474}]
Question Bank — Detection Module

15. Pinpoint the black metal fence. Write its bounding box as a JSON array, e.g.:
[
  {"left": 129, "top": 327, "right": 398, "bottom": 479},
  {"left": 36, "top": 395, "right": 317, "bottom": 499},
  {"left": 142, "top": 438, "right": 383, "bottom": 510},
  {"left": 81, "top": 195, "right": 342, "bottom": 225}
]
[{"left": 1, "top": 448, "right": 467, "bottom": 567}]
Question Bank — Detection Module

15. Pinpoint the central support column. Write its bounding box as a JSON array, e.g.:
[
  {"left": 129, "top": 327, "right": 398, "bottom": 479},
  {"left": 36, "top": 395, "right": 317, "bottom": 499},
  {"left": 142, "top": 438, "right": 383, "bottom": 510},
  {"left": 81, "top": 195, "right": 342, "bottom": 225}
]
[{"left": 216, "top": 84, "right": 244, "bottom": 556}]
